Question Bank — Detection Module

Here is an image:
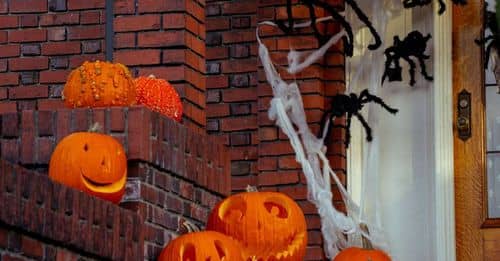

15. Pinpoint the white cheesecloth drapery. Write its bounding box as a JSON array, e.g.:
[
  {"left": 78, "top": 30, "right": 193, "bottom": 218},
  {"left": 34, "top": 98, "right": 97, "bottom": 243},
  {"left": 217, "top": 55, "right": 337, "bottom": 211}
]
[{"left": 257, "top": 0, "right": 438, "bottom": 260}]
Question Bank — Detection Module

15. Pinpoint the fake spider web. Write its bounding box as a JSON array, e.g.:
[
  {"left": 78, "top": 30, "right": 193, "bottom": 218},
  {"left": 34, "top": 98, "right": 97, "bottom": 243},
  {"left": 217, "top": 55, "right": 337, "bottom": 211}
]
[{"left": 257, "top": 0, "right": 403, "bottom": 258}]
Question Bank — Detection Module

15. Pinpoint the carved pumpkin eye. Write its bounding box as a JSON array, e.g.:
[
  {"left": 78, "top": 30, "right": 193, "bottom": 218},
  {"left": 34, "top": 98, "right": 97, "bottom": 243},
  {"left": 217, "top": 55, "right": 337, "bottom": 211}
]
[
  {"left": 83, "top": 143, "right": 89, "bottom": 151},
  {"left": 219, "top": 196, "right": 247, "bottom": 222},
  {"left": 182, "top": 243, "right": 196, "bottom": 261},
  {"left": 264, "top": 197, "right": 288, "bottom": 218}
]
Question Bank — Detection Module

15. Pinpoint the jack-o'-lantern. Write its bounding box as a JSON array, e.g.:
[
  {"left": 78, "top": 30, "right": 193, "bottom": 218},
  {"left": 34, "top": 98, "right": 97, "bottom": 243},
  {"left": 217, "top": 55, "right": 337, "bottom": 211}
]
[
  {"left": 135, "top": 75, "right": 182, "bottom": 122},
  {"left": 157, "top": 231, "right": 244, "bottom": 261},
  {"left": 62, "top": 60, "right": 136, "bottom": 108},
  {"left": 49, "top": 126, "right": 127, "bottom": 204},
  {"left": 206, "top": 192, "right": 308, "bottom": 260}
]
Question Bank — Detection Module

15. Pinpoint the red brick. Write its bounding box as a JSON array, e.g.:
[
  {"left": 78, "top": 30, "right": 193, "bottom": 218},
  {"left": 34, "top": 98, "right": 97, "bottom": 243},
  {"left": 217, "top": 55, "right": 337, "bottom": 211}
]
[
  {"left": 207, "top": 46, "right": 228, "bottom": 60},
  {"left": 9, "top": 57, "right": 48, "bottom": 71},
  {"left": 9, "top": 29, "right": 47, "bottom": 43},
  {"left": 0, "top": 101, "right": 17, "bottom": 113},
  {"left": 20, "top": 14, "right": 38, "bottom": 27},
  {"left": 41, "top": 42, "right": 81, "bottom": 55},
  {"left": 114, "top": 33, "right": 135, "bottom": 48},
  {"left": 220, "top": 116, "right": 257, "bottom": 131},
  {"left": 0, "top": 0, "right": 6, "bottom": 13},
  {"left": 0, "top": 45, "right": 20, "bottom": 58},
  {"left": 80, "top": 10, "right": 101, "bottom": 24},
  {"left": 9, "top": 86, "right": 48, "bottom": 99},
  {"left": 138, "top": 0, "right": 185, "bottom": 13},
  {"left": 0, "top": 73, "right": 18, "bottom": 86},
  {"left": 222, "top": 2, "right": 256, "bottom": 15},
  {"left": 222, "top": 30, "right": 256, "bottom": 44},
  {"left": 40, "top": 70, "right": 70, "bottom": 83},
  {"left": 69, "top": 53, "right": 104, "bottom": 68},
  {"left": 162, "top": 13, "right": 186, "bottom": 29},
  {"left": 258, "top": 141, "right": 294, "bottom": 156},
  {"left": 37, "top": 136, "right": 53, "bottom": 163},
  {"left": 0, "top": 88, "right": 7, "bottom": 99},
  {"left": 67, "top": 0, "right": 105, "bottom": 10},
  {"left": 47, "top": 28, "right": 66, "bottom": 41},
  {"left": 0, "top": 16, "right": 19, "bottom": 29},
  {"left": 114, "top": 0, "right": 135, "bottom": 14},
  {"left": 114, "top": 49, "right": 160, "bottom": 66},
  {"left": 258, "top": 171, "right": 300, "bottom": 186},
  {"left": 10, "top": 0, "right": 47, "bottom": 13},
  {"left": 21, "top": 236, "right": 43, "bottom": 258},
  {"left": 137, "top": 31, "right": 185, "bottom": 47},
  {"left": 222, "top": 87, "right": 257, "bottom": 102},
  {"left": 114, "top": 15, "right": 160, "bottom": 32},
  {"left": 37, "top": 99, "right": 65, "bottom": 111},
  {"left": 0, "top": 60, "right": 6, "bottom": 72},
  {"left": 67, "top": 25, "right": 104, "bottom": 40},
  {"left": 206, "top": 17, "right": 229, "bottom": 31},
  {"left": 221, "top": 59, "right": 257, "bottom": 73},
  {"left": 39, "top": 13, "right": 79, "bottom": 26},
  {"left": 0, "top": 31, "right": 6, "bottom": 43}
]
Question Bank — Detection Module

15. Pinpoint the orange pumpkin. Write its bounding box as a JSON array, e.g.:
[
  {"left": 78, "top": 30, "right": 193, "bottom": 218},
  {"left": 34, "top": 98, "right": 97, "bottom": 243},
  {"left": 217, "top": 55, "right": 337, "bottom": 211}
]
[
  {"left": 333, "top": 224, "right": 391, "bottom": 261},
  {"left": 206, "top": 191, "right": 307, "bottom": 260},
  {"left": 135, "top": 75, "right": 182, "bottom": 122},
  {"left": 63, "top": 60, "right": 136, "bottom": 108},
  {"left": 49, "top": 128, "right": 127, "bottom": 204},
  {"left": 157, "top": 231, "right": 244, "bottom": 261}
]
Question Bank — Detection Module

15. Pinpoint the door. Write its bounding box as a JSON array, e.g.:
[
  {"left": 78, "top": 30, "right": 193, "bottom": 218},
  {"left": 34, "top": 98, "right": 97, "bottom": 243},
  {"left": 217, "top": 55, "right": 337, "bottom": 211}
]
[{"left": 453, "top": 1, "right": 500, "bottom": 260}]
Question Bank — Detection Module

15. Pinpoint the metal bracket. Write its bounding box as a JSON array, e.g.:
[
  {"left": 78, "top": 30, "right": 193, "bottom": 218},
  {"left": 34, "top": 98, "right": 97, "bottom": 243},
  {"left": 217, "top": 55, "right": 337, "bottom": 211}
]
[{"left": 457, "top": 89, "right": 471, "bottom": 141}]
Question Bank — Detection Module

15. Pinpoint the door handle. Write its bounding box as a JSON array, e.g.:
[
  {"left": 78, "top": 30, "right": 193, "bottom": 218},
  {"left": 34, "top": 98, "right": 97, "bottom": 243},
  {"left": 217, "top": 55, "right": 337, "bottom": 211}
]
[{"left": 457, "top": 89, "right": 471, "bottom": 141}]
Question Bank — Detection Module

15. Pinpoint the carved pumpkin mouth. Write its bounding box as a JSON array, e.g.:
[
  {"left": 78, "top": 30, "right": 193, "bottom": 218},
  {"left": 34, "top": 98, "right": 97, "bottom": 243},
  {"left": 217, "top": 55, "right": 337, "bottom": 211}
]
[{"left": 80, "top": 170, "right": 127, "bottom": 193}]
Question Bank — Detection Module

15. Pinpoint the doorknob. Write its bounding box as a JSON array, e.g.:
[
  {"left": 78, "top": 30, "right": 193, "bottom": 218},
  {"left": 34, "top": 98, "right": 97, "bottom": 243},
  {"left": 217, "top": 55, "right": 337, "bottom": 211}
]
[{"left": 457, "top": 89, "right": 471, "bottom": 141}]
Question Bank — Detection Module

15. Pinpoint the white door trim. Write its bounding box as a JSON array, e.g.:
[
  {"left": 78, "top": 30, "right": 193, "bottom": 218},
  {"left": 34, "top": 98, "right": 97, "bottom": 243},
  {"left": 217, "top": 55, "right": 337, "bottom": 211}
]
[{"left": 432, "top": 1, "right": 456, "bottom": 260}]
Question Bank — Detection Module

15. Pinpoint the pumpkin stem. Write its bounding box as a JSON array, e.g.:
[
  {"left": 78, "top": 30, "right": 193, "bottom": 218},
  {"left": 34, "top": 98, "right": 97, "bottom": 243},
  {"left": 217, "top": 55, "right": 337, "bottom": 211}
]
[
  {"left": 246, "top": 185, "right": 258, "bottom": 192},
  {"left": 88, "top": 122, "right": 102, "bottom": 133},
  {"left": 179, "top": 219, "right": 200, "bottom": 234},
  {"left": 360, "top": 223, "right": 374, "bottom": 250},
  {"left": 147, "top": 74, "right": 156, "bottom": 79}
]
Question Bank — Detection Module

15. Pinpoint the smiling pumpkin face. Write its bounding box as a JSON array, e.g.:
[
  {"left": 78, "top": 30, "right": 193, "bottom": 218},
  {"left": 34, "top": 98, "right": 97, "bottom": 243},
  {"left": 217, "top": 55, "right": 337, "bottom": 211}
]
[
  {"left": 49, "top": 132, "right": 127, "bottom": 204},
  {"left": 206, "top": 192, "right": 308, "bottom": 261}
]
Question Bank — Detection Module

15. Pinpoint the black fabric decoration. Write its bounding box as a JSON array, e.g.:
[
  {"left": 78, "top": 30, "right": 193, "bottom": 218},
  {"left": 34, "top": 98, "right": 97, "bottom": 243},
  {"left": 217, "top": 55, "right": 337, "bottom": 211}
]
[
  {"left": 382, "top": 31, "right": 433, "bottom": 86},
  {"left": 276, "top": 0, "right": 382, "bottom": 57},
  {"left": 318, "top": 89, "right": 399, "bottom": 148},
  {"left": 475, "top": 6, "right": 499, "bottom": 67},
  {"left": 403, "top": 0, "right": 467, "bottom": 15}
]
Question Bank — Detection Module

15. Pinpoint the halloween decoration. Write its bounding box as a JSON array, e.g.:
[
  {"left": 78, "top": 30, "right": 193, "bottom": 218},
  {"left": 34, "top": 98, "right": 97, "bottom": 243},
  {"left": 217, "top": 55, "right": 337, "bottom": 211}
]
[
  {"left": 63, "top": 61, "right": 136, "bottom": 108},
  {"left": 382, "top": 30, "right": 433, "bottom": 86},
  {"left": 276, "top": 0, "right": 382, "bottom": 57},
  {"left": 333, "top": 224, "right": 391, "bottom": 261},
  {"left": 157, "top": 231, "right": 244, "bottom": 261},
  {"left": 258, "top": 19, "right": 390, "bottom": 258},
  {"left": 49, "top": 124, "right": 127, "bottom": 204},
  {"left": 403, "top": 0, "right": 467, "bottom": 15},
  {"left": 135, "top": 75, "right": 183, "bottom": 122},
  {"left": 206, "top": 191, "right": 308, "bottom": 260},
  {"left": 319, "top": 89, "right": 399, "bottom": 148},
  {"left": 476, "top": 3, "right": 500, "bottom": 91}
]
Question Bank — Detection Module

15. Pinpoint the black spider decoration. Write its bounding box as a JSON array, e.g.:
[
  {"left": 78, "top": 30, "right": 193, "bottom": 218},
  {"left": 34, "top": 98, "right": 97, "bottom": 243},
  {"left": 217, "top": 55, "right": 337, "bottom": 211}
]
[
  {"left": 403, "top": 0, "right": 467, "bottom": 15},
  {"left": 475, "top": 5, "right": 499, "bottom": 68},
  {"left": 276, "top": 0, "right": 382, "bottom": 57},
  {"left": 318, "top": 89, "right": 399, "bottom": 148},
  {"left": 382, "top": 30, "right": 433, "bottom": 86}
]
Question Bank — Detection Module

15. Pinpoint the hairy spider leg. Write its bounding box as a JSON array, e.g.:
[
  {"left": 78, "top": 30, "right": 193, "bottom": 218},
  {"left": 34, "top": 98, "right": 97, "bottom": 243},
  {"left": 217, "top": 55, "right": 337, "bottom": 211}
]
[
  {"left": 344, "top": 0, "right": 382, "bottom": 50},
  {"left": 304, "top": 2, "right": 330, "bottom": 45},
  {"left": 403, "top": 0, "right": 432, "bottom": 8},
  {"left": 353, "top": 111, "right": 372, "bottom": 143},
  {"left": 417, "top": 56, "right": 434, "bottom": 81},
  {"left": 437, "top": 0, "right": 446, "bottom": 15},
  {"left": 306, "top": 0, "right": 355, "bottom": 56},
  {"left": 359, "top": 90, "right": 399, "bottom": 114},
  {"left": 276, "top": 0, "right": 294, "bottom": 34},
  {"left": 402, "top": 56, "right": 418, "bottom": 86},
  {"left": 381, "top": 47, "right": 401, "bottom": 84},
  {"left": 484, "top": 41, "right": 496, "bottom": 67},
  {"left": 344, "top": 112, "right": 354, "bottom": 147}
]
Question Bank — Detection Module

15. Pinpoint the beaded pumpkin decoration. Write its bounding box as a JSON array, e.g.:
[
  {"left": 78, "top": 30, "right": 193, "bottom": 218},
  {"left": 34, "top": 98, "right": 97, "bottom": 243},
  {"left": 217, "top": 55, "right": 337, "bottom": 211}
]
[
  {"left": 135, "top": 75, "right": 183, "bottom": 122},
  {"left": 62, "top": 61, "right": 136, "bottom": 108}
]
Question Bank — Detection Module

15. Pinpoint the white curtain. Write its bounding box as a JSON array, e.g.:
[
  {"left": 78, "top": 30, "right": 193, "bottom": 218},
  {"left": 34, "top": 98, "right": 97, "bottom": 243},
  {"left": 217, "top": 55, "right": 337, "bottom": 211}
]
[{"left": 347, "top": 1, "right": 437, "bottom": 260}]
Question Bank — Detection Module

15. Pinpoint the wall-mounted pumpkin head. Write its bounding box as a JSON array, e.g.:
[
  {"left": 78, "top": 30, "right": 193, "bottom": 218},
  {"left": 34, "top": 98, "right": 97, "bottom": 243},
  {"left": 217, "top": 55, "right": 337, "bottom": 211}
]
[
  {"left": 135, "top": 75, "right": 183, "bottom": 122},
  {"left": 63, "top": 60, "right": 136, "bottom": 108},
  {"left": 206, "top": 192, "right": 308, "bottom": 260},
  {"left": 157, "top": 231, "right": 244, "bottom": 261},
  {"left": 49, "top": 131, "right": 127, "bottom": 204}
]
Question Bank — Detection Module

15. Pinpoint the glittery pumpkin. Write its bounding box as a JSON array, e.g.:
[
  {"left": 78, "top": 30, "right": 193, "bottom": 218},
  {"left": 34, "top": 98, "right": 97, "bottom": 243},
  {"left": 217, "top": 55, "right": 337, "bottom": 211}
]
[
  {"left": 135, "top": 75, "right": 183, "bottom": 122},
  {"left": 62, "top": 61, "right": 136, "bottom": 108}
]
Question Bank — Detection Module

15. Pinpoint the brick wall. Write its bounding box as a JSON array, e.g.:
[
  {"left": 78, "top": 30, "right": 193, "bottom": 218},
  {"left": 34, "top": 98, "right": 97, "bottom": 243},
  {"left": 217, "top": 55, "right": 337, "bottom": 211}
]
[
  {"left": 113, "top": 0, "right": 207, "bottom": 131},
  {"left": 0, "top": 0, "right": 106, "bottom": 113},
  {"left": 0, "top": 107, "right": 231, "bottom": 260},
  {"left": 206, "top": 1, "right": 346, "bottom": 260}
]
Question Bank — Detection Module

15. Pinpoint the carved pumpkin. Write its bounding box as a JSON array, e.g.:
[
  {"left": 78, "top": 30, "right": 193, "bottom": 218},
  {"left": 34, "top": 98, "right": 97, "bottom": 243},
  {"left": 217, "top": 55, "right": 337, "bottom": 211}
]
[
  {"left": 135, "top": 75, "right": 182, "bottom": 122},
  {"left": 49, "top": 128, "right": 127, "bottom": 204},
  {"left": 157, "top": 231, "right": 244, "bottom": 261},
  {"left": 206, "top": 192, "right": 307, "bottom": 260},
  {"left": 333, "top": 224, "right": 391, "bottom": 261},
  {"left": 63, "top": 60, "right": 136, "bottom": 108}
]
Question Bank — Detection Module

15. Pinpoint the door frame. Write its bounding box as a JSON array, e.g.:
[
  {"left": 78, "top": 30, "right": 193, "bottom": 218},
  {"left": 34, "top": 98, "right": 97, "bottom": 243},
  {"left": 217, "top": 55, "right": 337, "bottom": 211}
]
[{"left": 346, "top": 1, "right": 456, "bottom": 260}]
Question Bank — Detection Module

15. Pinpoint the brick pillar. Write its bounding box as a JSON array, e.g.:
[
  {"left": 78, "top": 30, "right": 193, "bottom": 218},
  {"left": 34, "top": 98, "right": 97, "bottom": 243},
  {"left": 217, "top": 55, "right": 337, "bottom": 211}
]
[
  {"left": 0, "top": 0, "right": 106, "bottom": 113},
  {"left": 255, "top": 1, "right": 346, "bottom": 260},
  {"left": 113, "top": 0, "right": 206, "bottom": 131}
]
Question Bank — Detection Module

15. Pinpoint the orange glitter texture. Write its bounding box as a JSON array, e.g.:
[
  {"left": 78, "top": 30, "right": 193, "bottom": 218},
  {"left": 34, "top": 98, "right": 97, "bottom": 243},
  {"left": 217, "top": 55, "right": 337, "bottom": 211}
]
[{"left": 135, "top": 75, "right": 183, "bottom": 122}]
